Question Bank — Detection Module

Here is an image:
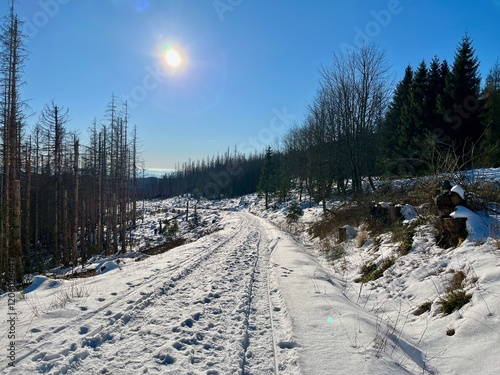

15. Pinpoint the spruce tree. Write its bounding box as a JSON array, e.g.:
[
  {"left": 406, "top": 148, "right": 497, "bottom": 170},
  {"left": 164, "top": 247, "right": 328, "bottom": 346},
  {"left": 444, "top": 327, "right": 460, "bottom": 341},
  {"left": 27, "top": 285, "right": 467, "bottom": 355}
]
[
  {"left": 257, "top": 146, "right": 277, "bottom": 210},
  {"left": 439, "top": 34, "right": 483, "bottom": 165},
  {"left": 481, "top": 59, "right": 500, "bottom": 166},
  {"left": 440, "top": 59, "right": 451, "bottom": 83},
  {"left": 398, "top": 60, "right": 429, "bottom": 173},
  {"left": 0, "top": 4, "right": 27, "bottom": 284},
  {"left": 427, "top": 57, "right": 448, "bottom": 134},
  {"left": 379, "top": 65, "right": 413, "bottom": 174},
  {"left": 402, "top": 60, "right": 428, "bottom": 138}
]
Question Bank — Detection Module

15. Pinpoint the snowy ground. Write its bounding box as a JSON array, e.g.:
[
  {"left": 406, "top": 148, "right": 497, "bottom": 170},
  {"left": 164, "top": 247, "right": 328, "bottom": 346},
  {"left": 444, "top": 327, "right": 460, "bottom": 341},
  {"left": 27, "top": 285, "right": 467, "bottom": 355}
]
[{"left": 1, "top": 177, "right": 500, "bottom": 374}]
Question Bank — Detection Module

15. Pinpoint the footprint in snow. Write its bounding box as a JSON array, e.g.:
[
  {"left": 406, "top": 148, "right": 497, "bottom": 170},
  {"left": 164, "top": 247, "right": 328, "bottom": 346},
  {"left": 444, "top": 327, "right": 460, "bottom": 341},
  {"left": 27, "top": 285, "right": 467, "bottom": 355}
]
[
  {"left": 181, "top": 318, "right": 195, "bottom": 328},
  {"left": 278, "top": 341, "right": 300, "bottom": 350},
  {"left": 154, "top": 353, "right": 176, "bottom": 365},
  {"left": 194, "top": 296, "right": 212, "bottom": 305},
  {"left": 172, "top": 342, "right": 184, "bottom": 351},
  {"left": 192, "top": 312, "right": 202, "bottom": 321},
  {"left": 79, "top": 326, "right": 89, "bottom": 334}
]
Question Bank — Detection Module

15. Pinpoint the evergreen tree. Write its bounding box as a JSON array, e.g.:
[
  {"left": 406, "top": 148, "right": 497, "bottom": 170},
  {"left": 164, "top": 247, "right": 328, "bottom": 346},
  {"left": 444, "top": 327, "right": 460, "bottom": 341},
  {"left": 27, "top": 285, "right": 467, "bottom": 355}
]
[
  {"left": 439, "top": 34, "right": 483, "bottom": 165},
  {"left": 481, "top": 59, "right": 500, "bottom": 166},
  {"left": 427, "top": 57, "right": 448, "bottom": 134},
  {"left": 402, "top": 61, "right": 428, "bottom": 138},
  {"left": 440, "top": 59, "right": 451, "bottom": 83},
  {"left": 379, "top": 65, "right": 413, "bottom": 174},
  {"left": 257, "top": 146, "right": 277, "bottom": 210}
]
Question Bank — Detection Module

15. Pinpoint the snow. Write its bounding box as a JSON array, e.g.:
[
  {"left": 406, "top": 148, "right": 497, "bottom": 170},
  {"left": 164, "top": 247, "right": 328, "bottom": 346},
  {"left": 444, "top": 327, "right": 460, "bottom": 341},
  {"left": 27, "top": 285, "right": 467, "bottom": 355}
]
[
  {"left": 400, "top": 204, "right": 418, "bottom": 221},
  {"left": 450, "top": 184, "right": 465, "bottom": 200},
  {"left": 450, "top": 205, "right": 491, "bottom": 242},
  {"left": 23, "top": 276, "right": 63, "bottom": 294},
  {"left": 1, "top": 172, "right": 500, "bottom": 374},
  {"left": 343, "top": 225, "right": 358, "bottom": 240},
  {"left": 95, "top": 261, "right": 120, "bottom": 274}
]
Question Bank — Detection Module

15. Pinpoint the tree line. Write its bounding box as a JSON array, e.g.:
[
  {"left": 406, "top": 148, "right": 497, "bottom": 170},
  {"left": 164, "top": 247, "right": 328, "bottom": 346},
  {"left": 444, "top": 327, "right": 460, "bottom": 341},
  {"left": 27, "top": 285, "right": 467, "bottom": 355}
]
[
  {"left": 0, "top": 7, "right": 140, "bottom": 286},
  {"left": 145, "top": 148, "right": 264, "bottom": 200},
  {"left": 147, "top": 34, "right": 499, "bottom": 211}
]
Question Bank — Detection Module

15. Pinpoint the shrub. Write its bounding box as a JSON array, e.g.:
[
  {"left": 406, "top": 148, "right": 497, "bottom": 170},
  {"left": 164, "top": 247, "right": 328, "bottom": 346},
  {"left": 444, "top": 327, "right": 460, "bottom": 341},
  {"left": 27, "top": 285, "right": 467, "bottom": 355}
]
[
  {"left": 391, "top": 219, "right": 426, "bottom": 256},
  {"left": 356, "top": 263, "right": 379, "bottom": 283},
  {"left": 438, "top": 290, "right": 472, "bottom": 315},
  {"left": 393, "top": 227, "right": 413, "bottom": 255},
  {"left": 286, "top": 201, "right": 304, "bottom": 224},
  {"left": 327, "top": 244, "right": 346, "bottom": 263},
  {"left": 355, "top": 257, "right": 395, "bottom": 283},
  {"left": 308, "top": 202, "right": 367, "bottom": 240}
]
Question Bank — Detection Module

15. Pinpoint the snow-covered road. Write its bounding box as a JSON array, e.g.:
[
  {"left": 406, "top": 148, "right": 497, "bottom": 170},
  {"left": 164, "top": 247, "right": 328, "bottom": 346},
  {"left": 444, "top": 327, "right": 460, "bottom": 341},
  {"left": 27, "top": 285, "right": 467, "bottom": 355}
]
[
  {"left": 2, "top": 213, "right": 298, "bottom": 374},
  {"left": 2, "top": 211, "right": 441, "bottom": 374}
]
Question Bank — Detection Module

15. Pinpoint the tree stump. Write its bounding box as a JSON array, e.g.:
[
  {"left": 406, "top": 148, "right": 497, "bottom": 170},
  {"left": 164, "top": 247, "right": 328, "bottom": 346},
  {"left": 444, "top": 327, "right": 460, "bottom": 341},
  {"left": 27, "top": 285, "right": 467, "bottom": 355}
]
[
  {"left": 338, "top": 227, "right": 348, "bottom": 243},
  {"left": 389, "top": 205, "right": 402, "bottom": 223},
  {"left": 437, "top": 217, "right": 468, "bottom": 248}
]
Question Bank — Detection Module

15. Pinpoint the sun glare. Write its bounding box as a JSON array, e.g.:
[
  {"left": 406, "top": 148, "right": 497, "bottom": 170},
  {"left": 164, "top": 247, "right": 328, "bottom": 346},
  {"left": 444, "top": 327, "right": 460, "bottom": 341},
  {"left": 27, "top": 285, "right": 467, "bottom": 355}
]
[{"left": 165, "top": 48, "right": 182, "bottom": 68}]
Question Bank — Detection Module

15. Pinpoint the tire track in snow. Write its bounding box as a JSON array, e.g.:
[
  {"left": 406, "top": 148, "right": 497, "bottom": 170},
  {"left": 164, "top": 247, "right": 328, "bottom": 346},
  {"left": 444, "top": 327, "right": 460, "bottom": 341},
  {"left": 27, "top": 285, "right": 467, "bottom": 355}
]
[
  {"left": 266, "top": 237, "right": 282, "bottom": 375},
  {"left": 239, "top": 229, "right": 261, "bottom": 374},
  {"left": 54, "top": 214, "right": 265, "bottom": 374},
  {"left": 17, "top": 213, "right": 299, "bottom": 374},
  {"left": 21, "top": 216, "right": 245, "bottom": 374},
  {"left": 141, "top": 216, "right": 270, "bottom": 374},
  {"left": 246, "top": 213, "right": 302, "bottom": 375}
]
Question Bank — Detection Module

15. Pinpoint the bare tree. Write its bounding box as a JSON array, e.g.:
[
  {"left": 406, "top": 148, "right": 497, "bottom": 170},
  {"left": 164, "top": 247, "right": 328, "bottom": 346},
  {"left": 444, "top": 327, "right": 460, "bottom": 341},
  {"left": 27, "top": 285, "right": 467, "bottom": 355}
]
[
  {"left": 72, "top": 137, "right": 79, "bottom": 265},
  {"left": 0, "top": 3, "right": 27, "bottom": 283},
  {"left": 39, "top": 101, "right": 69, "bottom": 265},
  {"left": 321, "top": 43, "right": 391, "bottom": 192}
]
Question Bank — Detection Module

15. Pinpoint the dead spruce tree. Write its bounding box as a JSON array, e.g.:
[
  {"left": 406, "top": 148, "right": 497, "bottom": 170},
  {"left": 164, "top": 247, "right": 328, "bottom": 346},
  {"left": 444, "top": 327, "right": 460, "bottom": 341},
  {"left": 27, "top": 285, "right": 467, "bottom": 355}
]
[{"left": 0, "top": 4, "right": 27, "bottom": 284}]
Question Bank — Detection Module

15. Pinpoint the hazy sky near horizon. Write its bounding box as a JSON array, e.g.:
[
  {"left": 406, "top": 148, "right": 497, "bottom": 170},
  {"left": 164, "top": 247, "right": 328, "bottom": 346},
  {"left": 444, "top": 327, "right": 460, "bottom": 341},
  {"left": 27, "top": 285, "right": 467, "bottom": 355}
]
[{"left": 3, "top": 0, "right": 500, "bottom": 172}]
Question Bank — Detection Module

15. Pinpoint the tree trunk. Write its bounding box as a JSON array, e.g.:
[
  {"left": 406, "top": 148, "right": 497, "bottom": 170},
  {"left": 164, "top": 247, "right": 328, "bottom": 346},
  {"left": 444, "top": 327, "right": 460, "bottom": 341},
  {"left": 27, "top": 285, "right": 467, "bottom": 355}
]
[
  {"left": 72, "top": 140, "right": 79, "bottom": 265},
  {"left": 63, "top": 190, "right": 69, "bottom": 266},
  {"left": 112, "top": 193, "right": 118, "bottom": 254},
  {"left": 13, "top": 180, "right": 22, "bottom": 283},
  {"left": 24, "top": 154, "right": 31, "bottom": 273}
]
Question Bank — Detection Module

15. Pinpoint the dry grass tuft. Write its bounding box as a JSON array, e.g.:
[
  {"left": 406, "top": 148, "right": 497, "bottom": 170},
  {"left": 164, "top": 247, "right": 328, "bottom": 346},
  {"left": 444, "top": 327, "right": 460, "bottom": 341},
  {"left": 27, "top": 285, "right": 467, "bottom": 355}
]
[
  {"left": 446, "top": 270, "right": 466, "bottom": 293},
  {"left": 357, "top": 230, "right": 368, "bottom": 248}
]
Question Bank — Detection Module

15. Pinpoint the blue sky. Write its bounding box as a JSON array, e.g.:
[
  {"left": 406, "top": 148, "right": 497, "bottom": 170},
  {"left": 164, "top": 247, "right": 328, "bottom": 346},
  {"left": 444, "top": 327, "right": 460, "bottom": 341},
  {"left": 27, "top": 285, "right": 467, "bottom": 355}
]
[{"left": 4, "top": 0, "right": 500, "bottom": 172}]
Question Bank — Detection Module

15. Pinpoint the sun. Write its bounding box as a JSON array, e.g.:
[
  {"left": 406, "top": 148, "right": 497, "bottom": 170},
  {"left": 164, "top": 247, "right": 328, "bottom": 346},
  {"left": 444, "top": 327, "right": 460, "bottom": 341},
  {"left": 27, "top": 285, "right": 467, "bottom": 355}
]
[{"left": 164, "top": 48, "right": 182, "bottom": 68}]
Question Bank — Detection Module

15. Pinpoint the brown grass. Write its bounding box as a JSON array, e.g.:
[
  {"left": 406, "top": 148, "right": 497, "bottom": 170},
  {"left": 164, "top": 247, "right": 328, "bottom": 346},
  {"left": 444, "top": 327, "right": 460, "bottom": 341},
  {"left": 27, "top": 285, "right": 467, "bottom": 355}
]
[
  {"left": 446, "top": 270, "right": 466, "bottom": 293},
  {"left": 357, "top": 230, "right": 368, "bottom": 248}
]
